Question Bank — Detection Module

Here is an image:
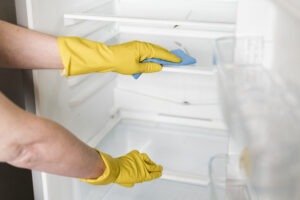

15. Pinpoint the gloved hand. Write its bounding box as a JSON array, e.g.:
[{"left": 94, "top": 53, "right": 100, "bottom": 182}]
[
  {"left": 79, "top": 149, "right": 163, "bottom": 187},
  {"left": 57, "top": 37, "right": 181, "bottom": 76}
]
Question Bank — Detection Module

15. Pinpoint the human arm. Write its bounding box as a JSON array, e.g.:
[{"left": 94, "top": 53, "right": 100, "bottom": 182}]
[
  {"left": 0, "top": 92, "right": 163, "bottom": 186},
  {"left": 0, "top": 20, "right": 180, "bottom": 75},
  {"left": 0, "top": 19, "right": 166, "bottom": 185},
  {"left": 0, "top": 92, "right": 104, "bottom": 179},
  {"left": 0, "top": 20, "right": 63, "bottom": 69}
]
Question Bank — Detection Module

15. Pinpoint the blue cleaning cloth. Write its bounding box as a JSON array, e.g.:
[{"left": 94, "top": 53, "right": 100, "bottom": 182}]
[{"left": 133, "top": 49, "right": 197, "bottom": 79}]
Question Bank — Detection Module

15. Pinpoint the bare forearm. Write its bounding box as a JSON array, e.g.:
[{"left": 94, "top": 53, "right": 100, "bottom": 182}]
[
  {"left": 0, "top": 20, "right": 63, "bottom": 69},
  {"left": 9, "top": 118, "right": 105, "bottom": 179},
  {"left": 0, "top": 93, "right": 104, "bottom": 179}
]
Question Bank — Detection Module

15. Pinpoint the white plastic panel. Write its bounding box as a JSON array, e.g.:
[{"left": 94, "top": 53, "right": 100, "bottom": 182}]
[
  {"left": 116, "top": 0, "right": 237, "bottom": 23},
  {"left": 64, "top": 0, "right": 237, "bottom": 33},
  {"left": 115, "top": 72, "right": 222, "bottom": 123},
  {"left": 18, "top": 0, "right": 112, "bottom": 33},
  {"left": 271, "top": 2, "right": 300, "bottom": 105},
  {"left": 116, "top": 72, "right": 217, "bottom": 104},
  {"left": 274, "top": 0, "right": 300, "bottom": 20},
  {"left": 236, "top": 0, "right": 275, "bottom": 39},
  {"left": 32, "top": 70, "right": 115, "bottom": 142}
]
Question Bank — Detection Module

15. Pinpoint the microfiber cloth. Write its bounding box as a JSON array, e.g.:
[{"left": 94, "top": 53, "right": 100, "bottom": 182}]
[{"left": 133, "top": 49, "right": 197, "bottom": 79}]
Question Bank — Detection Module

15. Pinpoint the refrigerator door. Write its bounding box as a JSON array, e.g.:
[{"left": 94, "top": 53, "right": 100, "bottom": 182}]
[{"left": 214, "top": 1, "right": 300, "bottom": 200}]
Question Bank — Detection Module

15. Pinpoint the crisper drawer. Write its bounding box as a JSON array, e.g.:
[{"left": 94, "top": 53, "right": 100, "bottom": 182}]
[{"left": 74, "top": 118, "right": 228, "bottom": 200}]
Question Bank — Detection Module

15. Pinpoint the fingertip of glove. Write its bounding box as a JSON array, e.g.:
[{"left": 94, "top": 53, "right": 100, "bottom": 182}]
[
  {"left": 158, "top": 165, "right": 163, "bottom": 172},
  {"left": 166, "top": 52, "right": 181, "bottom": 63},
  {"left": 145, "top": 163, "right": 164, "bottom": 173},
  {"left": 172, "top": 55, "right": 182, "bottom": 63},
  {"left": 155, "top": 165, "right": 164, "bottom": 172},
  {"left": 129, "top": 150, "right": 140, "bottom": 154},
  {"left": 140, "top": 62, "right": 162, "bottom": 73},
  {"left": 150, "top": 171, "right": 162, "bottom": 180}
]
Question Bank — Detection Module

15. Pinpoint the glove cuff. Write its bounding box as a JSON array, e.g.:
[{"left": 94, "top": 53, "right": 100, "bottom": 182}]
[
  {"left": 78, "top": 149, "right": 119, "bottom": 185},
  {"left": 57, "top": 36, "right": 114, "bottom": 77}
]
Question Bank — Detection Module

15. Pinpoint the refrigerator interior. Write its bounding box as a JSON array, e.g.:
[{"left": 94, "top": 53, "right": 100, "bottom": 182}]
[
  {"left": 22, "top": 0, "right": 236, "bottom": 199},
  {"left": 17, "top": 0, "right": 300, "bottom": 200}
]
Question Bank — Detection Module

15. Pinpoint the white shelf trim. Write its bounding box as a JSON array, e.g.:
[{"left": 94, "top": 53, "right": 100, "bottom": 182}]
[
  {"left": 64, "top": 13, "right": 235, "bottom": 32},
  {"left": 161, "top": 170, "right": 209, "bottom": 186},
  {"left": 162, "top": 65, "right": 215, "bottom": 75}
]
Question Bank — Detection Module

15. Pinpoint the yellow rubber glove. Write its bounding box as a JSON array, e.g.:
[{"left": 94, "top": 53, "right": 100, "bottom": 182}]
[
  {"left": 79, "top": 149, "right": 163, "bottom": 187},
  {"left": 57, "top": 37, "right": 181, "bottom": 77}
]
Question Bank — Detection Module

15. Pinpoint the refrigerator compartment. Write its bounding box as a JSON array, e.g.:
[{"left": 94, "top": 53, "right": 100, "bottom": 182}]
[
  {"left": 116, "top": 71, "right": 218, "bottom": 105},
  {"left": 215, "top": 37, "right": 300, "bottom": 199},
  {"left": 68, "top": 23, "right": 218, "bottom": 70},
  {"left": 73, "top": 118, "right": 227, "bottom": 200},
  {"left": 209, "top": 154, "right": 254, "bottom": 200},
  {"left": 63, "top": 31, "right": 220, "bottom": 106},
  {"left": 114, "top": 72, "right": 223, "bottom": 124},
  {"left": 64, "top": 0, "right": 237, "bottom": 33},
  {"left": 62, "top": 28, "right": 219, "bottom": 100}
]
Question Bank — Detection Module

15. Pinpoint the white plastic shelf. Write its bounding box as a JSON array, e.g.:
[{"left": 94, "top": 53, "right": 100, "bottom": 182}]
[
  {"left": 104, "top": 32, "right": 216, "bottom": 74},
  {"left": 64, "top": 13, "right": 235, "bottom": 32}
]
